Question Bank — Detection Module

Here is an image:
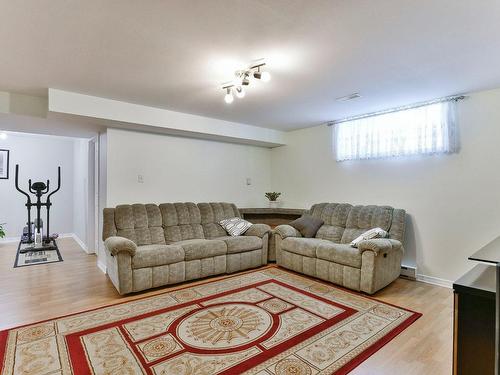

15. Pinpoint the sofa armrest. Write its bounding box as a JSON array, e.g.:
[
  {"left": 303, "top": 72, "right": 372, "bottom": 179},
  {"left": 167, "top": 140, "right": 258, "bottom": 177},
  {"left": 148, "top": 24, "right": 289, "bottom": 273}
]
[
  {"left": 357, "top": 238, "right": 403, "bottom": 256},
  {"left": 274, "top": 224, "right": 302, "bottom": 239},
  {"left": 104, "top": 236, "right": 137, "bottom": 257},
  {"left": 244, "top": 223, "right": 271, "bottom": 238}
]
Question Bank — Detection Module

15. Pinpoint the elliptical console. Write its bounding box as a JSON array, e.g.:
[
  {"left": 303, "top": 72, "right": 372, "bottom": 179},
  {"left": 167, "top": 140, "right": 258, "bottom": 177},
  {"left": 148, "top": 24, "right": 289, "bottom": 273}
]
[{"left": 15, "top": 164, "right": 61, "bottom": 252}]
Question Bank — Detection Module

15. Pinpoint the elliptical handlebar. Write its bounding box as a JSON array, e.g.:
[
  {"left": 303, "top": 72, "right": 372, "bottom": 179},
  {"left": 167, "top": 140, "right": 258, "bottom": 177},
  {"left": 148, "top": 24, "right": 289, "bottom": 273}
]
[
  {"left": 47, "top": 167, "right": 61, "bottom": 201},
  {"left": 15, "top": 165, "right": 31, "bottom": 203}
]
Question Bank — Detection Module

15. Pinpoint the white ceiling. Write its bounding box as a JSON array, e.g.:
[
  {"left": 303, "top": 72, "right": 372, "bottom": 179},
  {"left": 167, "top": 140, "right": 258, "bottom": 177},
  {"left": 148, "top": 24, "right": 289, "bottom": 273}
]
[{"left": 1, "top": 0, "right": 499, "bottom": 131}]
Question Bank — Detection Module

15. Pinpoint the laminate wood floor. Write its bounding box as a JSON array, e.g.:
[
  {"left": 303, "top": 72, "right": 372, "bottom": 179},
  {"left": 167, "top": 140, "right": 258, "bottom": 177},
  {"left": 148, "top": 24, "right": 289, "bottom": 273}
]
[{"left": 0, "top": 237, "right": 453, "bottom": 374}]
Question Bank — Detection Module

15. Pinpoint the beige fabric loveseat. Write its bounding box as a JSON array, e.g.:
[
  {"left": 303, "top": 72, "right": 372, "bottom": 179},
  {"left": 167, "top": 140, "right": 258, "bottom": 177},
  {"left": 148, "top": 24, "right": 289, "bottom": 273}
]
[
  {"left": 275, "top": 203, "right": 406, "bottom": 294},
  {"left": 102, "top": 202, "right": 270, "bottom": 294}
]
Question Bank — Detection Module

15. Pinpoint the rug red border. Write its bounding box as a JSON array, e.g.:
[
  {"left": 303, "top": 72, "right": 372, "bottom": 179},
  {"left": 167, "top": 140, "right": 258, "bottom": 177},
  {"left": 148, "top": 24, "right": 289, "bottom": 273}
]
[
  {"left": 0, "top": 265, "right": 422, "bottom": 374},
  {"left": 63, "top": 278, "right": 359, "bottom": 375}
]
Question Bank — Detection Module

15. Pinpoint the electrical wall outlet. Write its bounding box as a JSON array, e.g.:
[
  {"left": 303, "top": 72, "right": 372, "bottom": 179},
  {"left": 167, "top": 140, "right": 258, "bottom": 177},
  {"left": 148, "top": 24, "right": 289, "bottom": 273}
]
[{"left": 137, "top": 174, "right": 144, "bottom": 183}]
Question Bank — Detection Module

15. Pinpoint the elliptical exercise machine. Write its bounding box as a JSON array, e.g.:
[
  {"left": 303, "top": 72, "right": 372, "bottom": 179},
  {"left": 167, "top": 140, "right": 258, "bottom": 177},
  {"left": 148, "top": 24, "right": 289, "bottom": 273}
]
[{"left": 15, "top": 164, "right": 61, "bottom": 253}]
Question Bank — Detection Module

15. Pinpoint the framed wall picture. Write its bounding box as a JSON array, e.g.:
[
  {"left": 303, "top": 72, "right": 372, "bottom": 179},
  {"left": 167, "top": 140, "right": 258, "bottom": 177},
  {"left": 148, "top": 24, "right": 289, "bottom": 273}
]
[{"left": 0, "top": 149, "right": 9, "bottom": 179}]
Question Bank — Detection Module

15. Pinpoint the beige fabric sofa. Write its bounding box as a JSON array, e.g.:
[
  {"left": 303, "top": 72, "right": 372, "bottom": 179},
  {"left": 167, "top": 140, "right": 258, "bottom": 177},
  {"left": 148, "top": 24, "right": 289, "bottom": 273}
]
[
  {"left": 102, "top": 202, "right": 270, "bottom": 294},
  {"left": 275, "top": 203, "right": 406, "bottom": 294}
]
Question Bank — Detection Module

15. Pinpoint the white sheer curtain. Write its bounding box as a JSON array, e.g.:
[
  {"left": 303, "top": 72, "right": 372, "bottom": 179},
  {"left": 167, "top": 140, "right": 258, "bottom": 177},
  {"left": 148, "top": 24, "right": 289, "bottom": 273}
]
[{"left": 334, "top": 101, "right": 458, "bottom": 161}]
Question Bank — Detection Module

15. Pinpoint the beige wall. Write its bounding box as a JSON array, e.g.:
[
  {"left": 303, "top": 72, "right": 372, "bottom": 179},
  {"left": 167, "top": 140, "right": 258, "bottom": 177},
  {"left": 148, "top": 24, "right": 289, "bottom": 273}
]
[
  {"left": 271, "top": 88, "right": 500, "bottom": 283},
  {"left": 106, "top": 128, "right": 272, "bottom": 208}
]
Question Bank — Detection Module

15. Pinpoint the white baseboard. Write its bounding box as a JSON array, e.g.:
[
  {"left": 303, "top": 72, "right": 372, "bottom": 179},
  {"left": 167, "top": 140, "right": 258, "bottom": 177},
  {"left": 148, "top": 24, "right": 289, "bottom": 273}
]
[
  {"left": 0, "top": 233, "right": 74, "bottom": 243},
  {"left": 0, "top": 235, "right": 455, "bottom": 288},
  {"left": 416, "top": 273, "right": 452, "bottom": 289},
  {"left": 0, "top": 236, "right": 21, "bottom": 243},
  {"left": 97, "top": 260, "right": 107, "bottom": 274},
  {"left": 69, "top": 233, "right": 92, "bottom": 254},
  {"left": 0, "top": 233, "right": 96, "bottom": 255}
]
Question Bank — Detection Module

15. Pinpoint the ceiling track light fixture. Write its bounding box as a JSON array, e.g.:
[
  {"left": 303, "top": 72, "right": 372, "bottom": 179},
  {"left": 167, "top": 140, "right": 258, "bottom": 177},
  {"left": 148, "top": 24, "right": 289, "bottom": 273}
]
[
  {"left": 223, "top": 86, "right": 234, "bottom": 104},
  {"left": 221, "top": 61, "right": 271, "bottom": 104},
  {"left": 252, "top": 64, "right": 271, "bottom": 82},
  {"left": 235, "top": 86, "right": 245, "bottom": 99}
]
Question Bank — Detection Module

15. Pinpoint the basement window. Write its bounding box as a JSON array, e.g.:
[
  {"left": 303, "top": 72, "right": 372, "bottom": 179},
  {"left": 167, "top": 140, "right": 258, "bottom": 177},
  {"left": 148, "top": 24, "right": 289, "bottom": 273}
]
[{"left": 333, "top": 100, "right": 459, "bottom": 161}]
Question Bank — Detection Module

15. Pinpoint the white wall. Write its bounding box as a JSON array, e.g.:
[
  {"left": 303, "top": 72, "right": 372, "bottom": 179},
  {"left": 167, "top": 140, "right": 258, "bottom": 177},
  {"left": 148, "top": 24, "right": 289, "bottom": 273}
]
[
  {"left": 97, "top": 127, "right": 272, "bottom": 271},
  {"left": 106, "top": 128, "right": 272, "bottom": 207},
  {"left": 97, "top": 131, "right": 108, "bottom": 269},
  {"left": 73, "top": 138, "right": 96, "bottom": 253},
  {"left": 271, "top": 88, "right": 500, "bottom": 283},
  {"left": 73, "top": 139, "right": 87, "bottom": 247},
  {"left": 0, "top": 132, "right": 75, "bottom": 238},
  {"left": 49, "top": 89, "right": 286, "bottom": 147}
]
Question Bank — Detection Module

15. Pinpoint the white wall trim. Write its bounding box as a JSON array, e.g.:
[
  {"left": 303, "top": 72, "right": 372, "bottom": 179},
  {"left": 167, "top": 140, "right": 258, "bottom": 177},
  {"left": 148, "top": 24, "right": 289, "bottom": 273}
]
[
  {"left": 2, "top": 235, "right": 454, "bottom": 289},
  {"left": 70, "top": 233, "right": 93, "bottom": 254},
  {"left": 0, "top": 236, "right": 22, "bottom": 243},
  {"left": 0, "top": 233, "right": 95, "bottom": 255},
  {"left": 0, "top": 233, "right": 76, "bottom": 243},
  {"left": 416, "top": 273, "right": 452, "bottom": 289},
  {"left": 97, "top": 260, "right": 106, "bottom": 274}
]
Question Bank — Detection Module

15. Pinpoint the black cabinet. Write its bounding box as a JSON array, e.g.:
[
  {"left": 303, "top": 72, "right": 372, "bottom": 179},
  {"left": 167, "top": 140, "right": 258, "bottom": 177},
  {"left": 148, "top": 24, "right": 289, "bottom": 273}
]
[{"left": 453, "top": 264, "right": 496, "bottom": 375}]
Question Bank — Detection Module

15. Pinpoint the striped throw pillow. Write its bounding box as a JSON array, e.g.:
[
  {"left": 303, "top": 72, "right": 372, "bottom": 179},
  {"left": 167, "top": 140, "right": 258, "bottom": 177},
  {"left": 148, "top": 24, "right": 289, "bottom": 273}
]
[{"left": 219, "top": 217, "right": 252, "bottom": 236}]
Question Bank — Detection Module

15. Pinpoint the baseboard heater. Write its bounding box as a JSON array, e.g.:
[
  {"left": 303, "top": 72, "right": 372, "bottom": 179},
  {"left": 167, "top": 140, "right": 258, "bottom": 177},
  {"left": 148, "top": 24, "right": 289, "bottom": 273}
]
[{"left": 400, "top": 265, "right": 417, "bottom": 280}]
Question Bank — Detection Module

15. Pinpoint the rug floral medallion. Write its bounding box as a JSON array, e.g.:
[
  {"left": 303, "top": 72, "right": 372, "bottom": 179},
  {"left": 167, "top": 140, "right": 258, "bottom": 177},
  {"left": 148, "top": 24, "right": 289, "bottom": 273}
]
[{"left": 0, "top": 266, "right": 421, "bottom": 375}]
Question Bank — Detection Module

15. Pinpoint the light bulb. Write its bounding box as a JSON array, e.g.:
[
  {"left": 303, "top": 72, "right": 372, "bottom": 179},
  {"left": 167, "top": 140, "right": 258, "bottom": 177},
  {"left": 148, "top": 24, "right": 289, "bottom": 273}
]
[
  {"left": 261, "top": 71, "right": 271, "bottom": 82},
  {"left": 0, "top": 132, "right": 7, "bottom": 140},
  {"left": 224, "top": 89, "right": 234, "bottom": 104},
  {"left": 235, "top": 86, "right": 245, "bottom": 99}
]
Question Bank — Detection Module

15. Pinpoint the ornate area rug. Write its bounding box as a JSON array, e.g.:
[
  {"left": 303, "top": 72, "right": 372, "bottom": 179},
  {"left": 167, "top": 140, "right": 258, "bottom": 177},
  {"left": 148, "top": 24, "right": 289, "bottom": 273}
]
[{"left": 0, "top": 266, "right": 421, "bottom": 374}]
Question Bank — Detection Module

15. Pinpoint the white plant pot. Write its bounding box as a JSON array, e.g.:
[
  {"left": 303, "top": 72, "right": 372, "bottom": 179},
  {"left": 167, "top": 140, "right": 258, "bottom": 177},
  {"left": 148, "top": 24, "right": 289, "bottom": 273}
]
[{"left": 269, "top": 201, "right": 278, "bottom": 208}]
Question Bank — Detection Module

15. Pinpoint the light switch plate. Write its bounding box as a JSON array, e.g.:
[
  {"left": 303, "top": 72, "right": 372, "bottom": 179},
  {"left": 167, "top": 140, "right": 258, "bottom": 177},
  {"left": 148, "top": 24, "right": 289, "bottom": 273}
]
[{"left": 246, "top": 177, "right": 252, "bottom": 186}]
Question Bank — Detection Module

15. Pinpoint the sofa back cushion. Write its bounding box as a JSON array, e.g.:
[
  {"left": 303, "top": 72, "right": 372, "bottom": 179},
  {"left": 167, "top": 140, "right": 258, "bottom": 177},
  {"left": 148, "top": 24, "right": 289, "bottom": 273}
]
[
  {"left": 341, "top": 205, "right": 394, "bottom": 244},
  {"left": 198, "top": 202, "right": 241, "bottom": 239},
  {"left": 103, "top": 204, "right": 166, "bottom": 246},
  {"left": 308, "top": 203, "right": 406, "bottom": 245},
  {"left": 342, "top": 205, "right": 407, "bottom": 244},
  {"left": 159, "top": 202, "right": 204, "bottom": 244},
  {"left": 387, "top": 208, "right": 406, "bottom": 243},
  {"left": 308, "top": 203, "right": 352, "bottom": 242}
]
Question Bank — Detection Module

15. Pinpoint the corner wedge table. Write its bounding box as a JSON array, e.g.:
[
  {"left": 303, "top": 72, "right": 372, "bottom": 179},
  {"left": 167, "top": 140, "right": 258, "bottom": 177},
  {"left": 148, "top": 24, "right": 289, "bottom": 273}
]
[{"left": 239, "top": 208, "right": 305, "bottom": 228}]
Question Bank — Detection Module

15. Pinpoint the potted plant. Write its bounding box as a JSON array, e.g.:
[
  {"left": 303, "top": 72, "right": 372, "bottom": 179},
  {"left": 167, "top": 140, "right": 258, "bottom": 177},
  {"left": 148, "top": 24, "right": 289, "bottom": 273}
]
[
  {"left": 265, "top": 192, "right": 281, "bottom": 208},
  {"left": 0, "top": 223, "right": 5, "bottom": 239}
]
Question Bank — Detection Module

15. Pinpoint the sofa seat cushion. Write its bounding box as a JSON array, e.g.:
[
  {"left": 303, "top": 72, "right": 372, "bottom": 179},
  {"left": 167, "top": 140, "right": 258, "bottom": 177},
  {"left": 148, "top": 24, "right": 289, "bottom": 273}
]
[
  {"left": 216, "top": 236, "right": 262, "bottom": 254},
  {"left": 175, "top": 239, "right": 227, "bottom": 260},
  {"left": 281, "top": 237, "right": 331, "bottom": 258},
  {"left": 316, "top": 242, "right": 362, "bottom": 268},
  {"left": 132, "top": 244, "right": 184, "bottom": 269}
]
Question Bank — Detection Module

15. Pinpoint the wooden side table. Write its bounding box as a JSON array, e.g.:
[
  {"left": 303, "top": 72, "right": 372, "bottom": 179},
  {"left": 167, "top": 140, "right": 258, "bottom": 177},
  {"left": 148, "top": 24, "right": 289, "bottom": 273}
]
[
  {"left": 239, "top": 207, "right": 305, "bottom": 262},
  {"left": 239, "top": 207, "right": 305, "bottom": 228}
]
